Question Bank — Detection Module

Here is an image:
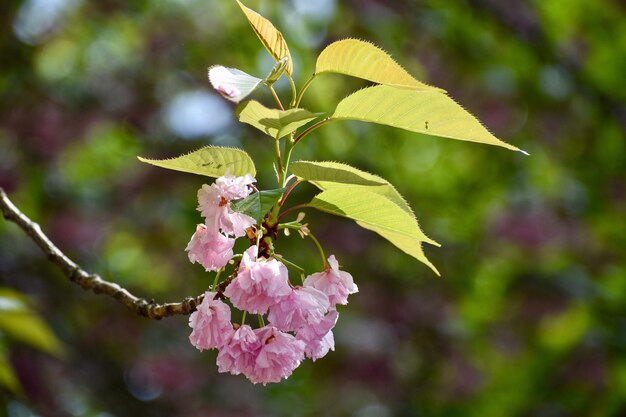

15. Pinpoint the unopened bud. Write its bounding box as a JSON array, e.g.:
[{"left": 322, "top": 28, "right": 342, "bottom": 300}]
[{"left": 264, "top": 56, "right": 289, "bottom": 85}]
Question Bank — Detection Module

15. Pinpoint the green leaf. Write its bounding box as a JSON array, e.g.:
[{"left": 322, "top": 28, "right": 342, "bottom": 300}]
[
  {"left": 0, "top": 289, "right": 64, "bottom": 357},
  {"left": 308, "top": 187, "right": 440, "bottom": 275},
  {"left": 236, "top": 101, "right": 321, "bottom": 139},
  {"left": 231, "top": 188, "right": 286, "bottom": 222},
  {"left": 138, "top": 146, "right": 256, "bottom": 178},
  {"left": 315, "top": 38, "right": 442, "bottom": 91},
  {"left": 0, "top": 349, "right": 20, "bottom": 394},
  {"left": 208, "top": 65, "right": 263, "bottom": 103},
  {"left": 331, "top": 85, "right": 522, "bottom": 152},
  {"left": 291, "top": 160, "right": 413, "bottom": 215},
  {"left": 236, "top": 0, "right": 292, "bottom": 75}
]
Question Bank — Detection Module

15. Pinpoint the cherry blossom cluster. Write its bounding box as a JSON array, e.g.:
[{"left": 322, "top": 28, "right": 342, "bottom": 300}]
[{"left": 185, "top": 173, "right": 358, "bottom": 384}]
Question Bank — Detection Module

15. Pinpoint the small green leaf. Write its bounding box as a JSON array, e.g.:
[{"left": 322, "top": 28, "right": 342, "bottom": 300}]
[
  {"left": 236, "top": 0, "right": 292, "bottom": 75},
  {"left": 315, "top": 38, "right": 442, "bottom": 91},
  {"left": 231, "top": 188, "right": 286, "bottom": 222},
  {"left": 308, "top": 187, "right": 440, "bottom": 275},
  {"left": 236, "top": 101, "right": 321, "bottom": 138},
  {"left": 0, "top": 289, "right": 64, "bottom": 357},
  {"left": 331, "top": 85, "right": 521, "bottom": 152},
  {"left": 208, "top": 65, "right": 263, "bottom": 103},
  {"left": 138, "top": 146, "right": 256, "bottom": 178},
  {"left": 291, "top": 160, "right": 412, "bottom": 215}
]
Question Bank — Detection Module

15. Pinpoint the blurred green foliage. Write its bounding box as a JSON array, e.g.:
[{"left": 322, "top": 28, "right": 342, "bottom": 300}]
[{"left": 1, "top": 0, "right": 625, "bottom": 416}]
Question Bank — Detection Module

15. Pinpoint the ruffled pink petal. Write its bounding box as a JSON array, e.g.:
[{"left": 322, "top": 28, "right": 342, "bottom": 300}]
[
  {"left": 188, "top": 291, "right": 234, "bottom": 351},
  {"left": 296, "top": 310, "right": 338, "bottom": 361},
  {"left": 224, "top": 247, "right": 292, "bottom": 314},
  {"left": 197, "top": 175, "right": 256, "bottom": 238},
  {"left": 268, "top": 287, "right": 330, "bottom": 332},
  {"left": 214, "top": 173, "right": 255, "bottom": 201},
  {"left": 216, "top": 325, "right": 260, "bottom": 376},
  {"left": 247, "top": 326, "right": 305, "bottom": 385},
  {"left": 186, "top": 224, "right": 234, "bottom": 272},
  {"left": 304, "top": 255, "right": 358, "bottom": 307}
]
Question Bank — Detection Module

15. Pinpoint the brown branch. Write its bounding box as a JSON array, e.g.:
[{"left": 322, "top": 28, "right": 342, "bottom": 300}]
[{"left": 0, "top": 187, "right": 204, "bottom": 320}]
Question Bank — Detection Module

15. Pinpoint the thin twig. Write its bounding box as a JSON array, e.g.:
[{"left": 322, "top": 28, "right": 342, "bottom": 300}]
[{"left": 0, "top": 187, "right": 203, "bottom": 320}]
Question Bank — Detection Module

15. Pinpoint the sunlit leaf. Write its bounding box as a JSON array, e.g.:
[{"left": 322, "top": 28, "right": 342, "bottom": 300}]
[
  {"left": 291, "top": 160, "right": 413, "bottom": 215},
  {"left": 231, "top": 188, "right": 286, "bottom": 222},
  {"left": 208, "top": 65, "right": 263, "bottom": 103},
  {"left": 331, "top": 85, "right": 522, "bottom": 152},
  {"left": 236, "top": 101, "right": 320, "bottom": 138},
  {"left": 308, "top": 187, "right": 440, "bottom": 275},
  {"left": 0, "top": 289, "right": 64, "bottom": 357},
  {"left": 315, "top": 38, "right": 442, "bottom": 91},
  {"left": 236, "top": 0, "right": 292, "bottom": 75},
  {"left": 138, "top": 146, "right": 256, "bottom": 178}
]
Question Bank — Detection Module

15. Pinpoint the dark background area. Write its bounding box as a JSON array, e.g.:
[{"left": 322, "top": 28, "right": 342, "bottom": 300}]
[{"left": 1, "top": 0, "right": 626, "bottom": 416}]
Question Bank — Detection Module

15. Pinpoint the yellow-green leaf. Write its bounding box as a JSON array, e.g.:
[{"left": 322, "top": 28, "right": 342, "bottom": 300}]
[
  {"left": 315, "top": 38, "right": 442, "bottom": 91},
  {"left": 331, "top": 85, "right": 522, "bottom": 152},
  {"left": 138, "top": 146, "right": 256, "bottom": 178},
  {"left": 236, "top": 101, "right": 320, "bottom": 138},
  {"left": 308, "top": 187, "right": 440, "bottom": 275},
  {"left": 291, "top": 160, "right": 413, "bottom": 215},
  {"left": 0, "top": 349, "right": 20, "bottom": 394},
  {"left": 236, "top": 0, "right": 292, "bottom": 75},
  {"left": 0, "top": 289, "right": 64, "bottom": 357}
]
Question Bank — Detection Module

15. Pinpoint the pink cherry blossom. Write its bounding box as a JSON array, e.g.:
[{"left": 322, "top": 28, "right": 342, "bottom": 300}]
[
  {"left": 186, "top": 224, "right": 234, "bottom": 272},
  {"left": 304, "top": 255, "right": 358, "bottom": 307},
  {"left": 248, "top": 326, "right": 305, "bottom": 385},
  {"left": 213, "top": 173, "right": 255, "bottom": 200},
  {"left": 189, "top": 291, "right": 234, "bottom": 351},
  {"left": 216, "top": 84, "right": 240, "bottom": 99},
  {"left": 296, "top": 310, "right": 338, "bottom": 361},
  {"left": 268, "top": 286, "right": 330, "bottom": 332},
  {"left": 216, "top": 324, "right": 260, "bottom": 376},
  {"left": 197, "top": 173, "right": 256, "bottom": 238},
  {"left": 224, "top": 247, "right": 292, "bottom": 314}
]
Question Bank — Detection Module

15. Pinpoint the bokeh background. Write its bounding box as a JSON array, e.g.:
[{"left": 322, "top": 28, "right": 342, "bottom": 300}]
[{"left": 1, "top": 0, "right": 626, "bottom": 416}]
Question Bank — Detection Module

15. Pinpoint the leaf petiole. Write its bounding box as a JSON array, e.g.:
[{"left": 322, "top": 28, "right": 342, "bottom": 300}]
[{"left": 293, "top": 118, "right": 332, "bottom": 146}]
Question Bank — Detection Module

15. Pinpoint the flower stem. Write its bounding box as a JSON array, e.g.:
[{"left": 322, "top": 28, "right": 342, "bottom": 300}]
[
  {"left": 211, "top": 269, "right": 222, "bottom": 291},
  {"left": 241, "top": 311, "right": 247, "bottom": 325},
  {"left": 306, "top": 230, "right": 327, "bottom": 269},
  {"left": 273, "top": 254, "right": 304, "bottom": 273},
  {"left": 258, "top": 314, "right": 265, "bottom": 327},
  {"left": 279, "top": 224, "right": 327, "bottom": 269}
]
